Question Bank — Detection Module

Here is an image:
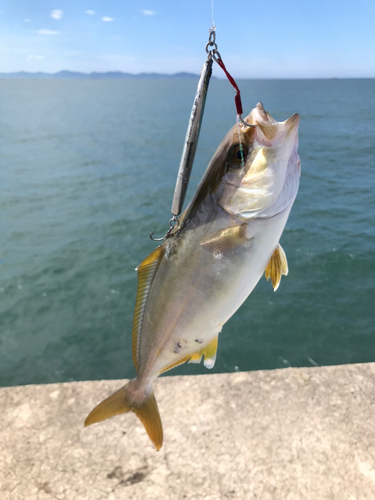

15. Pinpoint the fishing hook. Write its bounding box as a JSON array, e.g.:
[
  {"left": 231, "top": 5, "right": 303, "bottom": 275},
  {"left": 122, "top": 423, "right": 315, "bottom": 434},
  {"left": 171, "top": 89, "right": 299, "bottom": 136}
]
[
  {"left": 150, "top": 216, "right": 180, "bottom": 242},
  {"left": 213, "top": 52, "right": 255, "bottom": 128},
  {"left": 238, "top": 115, "right": 255, "bottom": 128}
]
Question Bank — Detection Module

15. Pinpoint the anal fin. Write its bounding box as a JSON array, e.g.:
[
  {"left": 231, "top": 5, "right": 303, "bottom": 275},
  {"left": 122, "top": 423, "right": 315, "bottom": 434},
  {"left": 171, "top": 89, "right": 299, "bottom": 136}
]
[
  {"left": 159, "top": 354, "right": 193, "bottom": 374},
  {"left": 264, "top": 243, "right": 288, "bottom": 291},
  {"left": 189, "top": 336, "right": 218, "bottom": 369},
  {"left": 159, "top": 336, "right": 219, "bottom": 374}
]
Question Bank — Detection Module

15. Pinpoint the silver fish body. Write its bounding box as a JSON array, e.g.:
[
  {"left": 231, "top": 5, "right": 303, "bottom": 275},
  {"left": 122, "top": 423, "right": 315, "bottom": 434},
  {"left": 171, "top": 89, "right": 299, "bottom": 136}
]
[{"left": 85, "top": 103, "right": 301, "bottom": 450}]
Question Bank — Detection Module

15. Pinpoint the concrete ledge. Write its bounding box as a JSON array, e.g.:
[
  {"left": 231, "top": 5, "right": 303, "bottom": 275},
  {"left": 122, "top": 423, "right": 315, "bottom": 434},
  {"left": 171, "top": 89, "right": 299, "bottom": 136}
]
[{"left": 1, "top": 363, "right": 375, "bottom": 499}]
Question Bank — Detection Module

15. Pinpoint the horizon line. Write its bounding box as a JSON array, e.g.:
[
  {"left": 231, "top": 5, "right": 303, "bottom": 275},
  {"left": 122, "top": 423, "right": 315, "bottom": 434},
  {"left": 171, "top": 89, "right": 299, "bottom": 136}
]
[{"left": 0, "top": 70, "right": 374, "bottom": 80}]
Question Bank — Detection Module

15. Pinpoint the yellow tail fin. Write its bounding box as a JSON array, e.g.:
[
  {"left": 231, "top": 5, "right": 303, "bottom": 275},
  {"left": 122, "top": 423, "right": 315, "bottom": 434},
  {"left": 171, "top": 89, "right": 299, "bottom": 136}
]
[{"left": 84, "top": 383, "right": 163, "bottom": 451}]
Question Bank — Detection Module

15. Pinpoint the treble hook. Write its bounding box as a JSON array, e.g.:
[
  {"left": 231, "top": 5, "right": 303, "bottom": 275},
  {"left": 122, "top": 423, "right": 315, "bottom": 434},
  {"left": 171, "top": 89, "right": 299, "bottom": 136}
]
[{"left": 150, "top": 216, "right": 180, "bottom": 242}]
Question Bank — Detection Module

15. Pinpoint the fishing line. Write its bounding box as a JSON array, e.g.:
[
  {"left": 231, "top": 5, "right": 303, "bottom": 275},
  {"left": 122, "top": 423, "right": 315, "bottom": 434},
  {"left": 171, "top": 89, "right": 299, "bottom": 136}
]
[{"left": 235, "top": 116, "right": 245, "bottom": 170}]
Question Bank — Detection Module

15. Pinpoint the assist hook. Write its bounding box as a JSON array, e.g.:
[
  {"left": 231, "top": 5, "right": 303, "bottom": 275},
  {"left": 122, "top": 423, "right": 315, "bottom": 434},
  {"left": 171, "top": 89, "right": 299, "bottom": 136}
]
[{"left": 206, "top": 28, "right": 255, "bottom": 129}]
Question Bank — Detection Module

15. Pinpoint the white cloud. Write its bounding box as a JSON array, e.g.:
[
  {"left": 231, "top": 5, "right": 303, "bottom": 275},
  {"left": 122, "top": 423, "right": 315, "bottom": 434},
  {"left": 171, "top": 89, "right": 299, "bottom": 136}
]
[
  {"left": 85, "top": 10, "right": 95, "bottom": 16},
  {"left": 24, "top": 19, "right": 31, "bottom": 23},
  {"left": 102, "top": 17, "right": 114, "bottom": 22},
  {"left": 28, "top": 55, "right": 44, "bottom": 60},
  {"left": 37, "top": 29, "right": 59, "bottom": 35},
  {"left": 51, "top": 10, "right": 63, "bottom": 20},
  {"left": 143, "top": 10, "right": 156, "bottom": 16}
]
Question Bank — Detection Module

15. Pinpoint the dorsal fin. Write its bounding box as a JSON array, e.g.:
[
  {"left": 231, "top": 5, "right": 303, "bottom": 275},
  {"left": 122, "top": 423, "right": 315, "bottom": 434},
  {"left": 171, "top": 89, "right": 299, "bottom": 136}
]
[
  {"left": 159, "top": 335, "right": 219, "bottom": 375},
  {"left": 132, "top": 246, "right": 164, "bottom": 371},
  {"left": 264, "top": 243, "right": 288, "bottom": 291}
]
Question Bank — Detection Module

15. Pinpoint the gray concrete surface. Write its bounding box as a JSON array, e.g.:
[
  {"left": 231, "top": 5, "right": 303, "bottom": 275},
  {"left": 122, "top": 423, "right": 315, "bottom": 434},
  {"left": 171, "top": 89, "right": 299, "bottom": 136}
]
[{"left": 1, "top": 363, "right": 375, "bottom": 499}]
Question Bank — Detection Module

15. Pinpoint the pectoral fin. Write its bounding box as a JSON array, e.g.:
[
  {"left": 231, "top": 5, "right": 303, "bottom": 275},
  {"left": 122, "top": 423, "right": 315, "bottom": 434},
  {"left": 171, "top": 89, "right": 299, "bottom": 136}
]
[
  {"left": 265, "top": 244, "right": 288, "bottom": 291},
  {"left": 200, "top": 224, "right": 248, "bottom": 253}
]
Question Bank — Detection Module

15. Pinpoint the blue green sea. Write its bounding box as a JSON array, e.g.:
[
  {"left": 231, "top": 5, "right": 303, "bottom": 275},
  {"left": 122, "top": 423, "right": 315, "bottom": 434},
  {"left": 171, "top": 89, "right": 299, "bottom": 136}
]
[{"left": 0, "top": 78, "right": 374, "bottom": 387}]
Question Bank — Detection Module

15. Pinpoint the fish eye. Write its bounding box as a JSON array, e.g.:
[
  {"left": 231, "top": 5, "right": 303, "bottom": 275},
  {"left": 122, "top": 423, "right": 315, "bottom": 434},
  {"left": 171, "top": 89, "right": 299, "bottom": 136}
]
[
  {"left": 235, "top": 148, "right": 244, "bottom": 160},
  {"left": 227, "top": 143, "right": 248, "bottom": 169}
]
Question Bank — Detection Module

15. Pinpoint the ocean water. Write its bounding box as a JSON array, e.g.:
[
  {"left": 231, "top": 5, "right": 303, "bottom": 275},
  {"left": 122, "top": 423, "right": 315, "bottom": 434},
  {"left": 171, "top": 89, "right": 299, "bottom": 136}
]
[{"left": 0, "top": 78, "right": 374, "bottom": 387}]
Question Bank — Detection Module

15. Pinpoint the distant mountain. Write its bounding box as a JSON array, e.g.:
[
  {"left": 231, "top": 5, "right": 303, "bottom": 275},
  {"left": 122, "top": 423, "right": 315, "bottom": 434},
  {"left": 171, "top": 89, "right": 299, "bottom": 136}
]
[{"left": 0, "top": 70, "right": 207, "bottom": 79}]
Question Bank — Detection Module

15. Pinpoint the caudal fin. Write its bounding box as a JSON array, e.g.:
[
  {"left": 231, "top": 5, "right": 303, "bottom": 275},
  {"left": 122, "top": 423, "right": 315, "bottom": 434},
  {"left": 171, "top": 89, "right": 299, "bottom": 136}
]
[{"left": 84, "top": 382, "right": 163, "bottom": 451}]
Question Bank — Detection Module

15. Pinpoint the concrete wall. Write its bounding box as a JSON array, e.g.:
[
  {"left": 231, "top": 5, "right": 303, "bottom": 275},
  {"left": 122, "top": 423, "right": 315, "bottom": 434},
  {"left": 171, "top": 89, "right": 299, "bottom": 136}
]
[{"left": 1, "top": 363, "right": 375, "bottom": 499}]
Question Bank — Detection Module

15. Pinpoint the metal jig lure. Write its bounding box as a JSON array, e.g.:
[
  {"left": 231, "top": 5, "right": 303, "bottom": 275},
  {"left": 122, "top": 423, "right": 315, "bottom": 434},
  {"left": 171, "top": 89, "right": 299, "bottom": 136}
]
[{"left": 150, "top": 25, "right": 253, "bottom": 242}]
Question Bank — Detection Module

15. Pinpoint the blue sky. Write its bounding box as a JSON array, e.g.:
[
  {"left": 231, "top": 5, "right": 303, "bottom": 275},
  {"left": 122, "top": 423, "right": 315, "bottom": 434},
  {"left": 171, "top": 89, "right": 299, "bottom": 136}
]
[{"left": 1, "top": 0, "right": 374, "bottom": 78}]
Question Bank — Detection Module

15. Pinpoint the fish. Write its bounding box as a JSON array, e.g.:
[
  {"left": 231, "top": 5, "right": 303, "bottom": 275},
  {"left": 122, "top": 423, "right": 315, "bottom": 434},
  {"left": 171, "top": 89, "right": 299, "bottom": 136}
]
[{"left": 84, "top": 102, "right": 301, "bottom": 450}]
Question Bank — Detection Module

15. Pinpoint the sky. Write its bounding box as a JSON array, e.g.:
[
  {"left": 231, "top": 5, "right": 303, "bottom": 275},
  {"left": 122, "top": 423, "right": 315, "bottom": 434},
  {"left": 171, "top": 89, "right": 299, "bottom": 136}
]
[{"left": 1, "top": 0, "right": 374, "bottom": 78}]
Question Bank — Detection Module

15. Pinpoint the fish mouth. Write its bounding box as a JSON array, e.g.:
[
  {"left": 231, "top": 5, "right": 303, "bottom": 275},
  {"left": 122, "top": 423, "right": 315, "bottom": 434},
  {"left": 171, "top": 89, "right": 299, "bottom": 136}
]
[
  {"left": 244, "top": 103, "right": 300, "bottom": 137},
  {"left": 284, "top": 113, "right": 300, "bottom": 135},
  {"left": 244, "top": 102, "right": 276, "bottom": 126},
  {"left": 255, "top": 102, "right": 276, "bottom": 123}
]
